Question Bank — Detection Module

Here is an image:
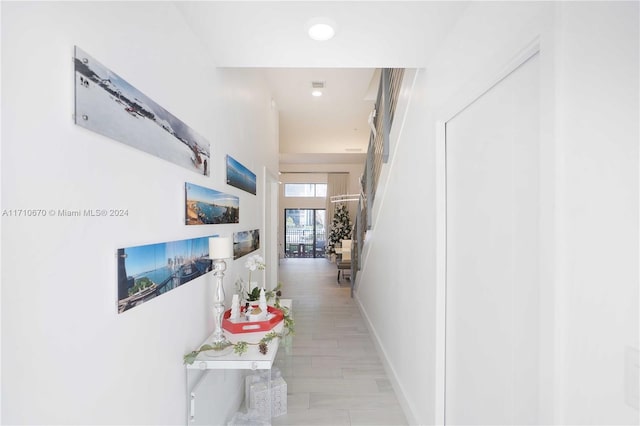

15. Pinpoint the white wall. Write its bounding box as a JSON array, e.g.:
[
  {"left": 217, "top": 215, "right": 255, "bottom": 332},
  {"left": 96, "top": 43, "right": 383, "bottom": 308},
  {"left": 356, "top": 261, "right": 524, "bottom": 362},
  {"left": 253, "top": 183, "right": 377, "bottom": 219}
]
[
  {"left": 355, "top": 67, "right": 436, "bottom": 424},
  {"left": 555, "top": 2, "right": 639, "bottom": 424},
  {"left": 1, "top": 2, "right": 277, "bottom": 424},
  {"left": 355, "top": 2, "right": 638, "bottom": 425}
]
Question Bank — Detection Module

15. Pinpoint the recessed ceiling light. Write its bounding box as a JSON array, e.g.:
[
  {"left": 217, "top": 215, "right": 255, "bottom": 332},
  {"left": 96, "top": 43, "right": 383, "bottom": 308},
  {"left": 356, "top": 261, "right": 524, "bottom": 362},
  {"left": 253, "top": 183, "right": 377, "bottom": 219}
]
[
  {"left": 311, "top": 90, "right": 323, "bottom": 97},
  {"left": 307, "top": 17, "right": 336, "bottom": 41}
]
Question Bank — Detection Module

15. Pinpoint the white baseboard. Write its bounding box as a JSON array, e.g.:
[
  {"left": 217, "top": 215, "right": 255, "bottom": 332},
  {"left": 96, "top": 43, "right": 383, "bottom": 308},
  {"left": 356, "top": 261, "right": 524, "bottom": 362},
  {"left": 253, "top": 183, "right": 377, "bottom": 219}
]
[{"left": 354, "top": 294, "right": 419, "bottom": 425}]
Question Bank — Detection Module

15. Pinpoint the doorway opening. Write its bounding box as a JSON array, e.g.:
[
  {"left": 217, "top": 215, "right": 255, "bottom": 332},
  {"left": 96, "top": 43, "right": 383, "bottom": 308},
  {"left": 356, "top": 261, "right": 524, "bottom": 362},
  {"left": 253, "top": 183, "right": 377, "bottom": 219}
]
[{"left": 284, "top": 208, "right": 326, "bottom": 258}]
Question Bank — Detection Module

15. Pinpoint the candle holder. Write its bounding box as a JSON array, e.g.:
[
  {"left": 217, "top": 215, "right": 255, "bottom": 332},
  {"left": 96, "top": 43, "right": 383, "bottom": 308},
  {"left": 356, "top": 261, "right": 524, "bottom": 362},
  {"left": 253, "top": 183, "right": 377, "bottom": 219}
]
[
  {"left": 209, "top": 237, "right": 234, "bottom": 350},
  {"left": 211, "top": 258, "right": 231, "bottom": 347}
]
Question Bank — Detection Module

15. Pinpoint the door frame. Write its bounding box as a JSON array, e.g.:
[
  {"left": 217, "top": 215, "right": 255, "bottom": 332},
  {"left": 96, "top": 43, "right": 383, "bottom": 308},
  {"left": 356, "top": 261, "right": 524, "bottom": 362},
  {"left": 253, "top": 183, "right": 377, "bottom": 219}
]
[
  {"left": 433, "top": 38, "right": 560, "bottom": 425},
  {"left": 263, "top": 167, "right": 279, "bottom": 291},
  {"left": 283, "top": 208, "right": 326, "bottom": 258}
]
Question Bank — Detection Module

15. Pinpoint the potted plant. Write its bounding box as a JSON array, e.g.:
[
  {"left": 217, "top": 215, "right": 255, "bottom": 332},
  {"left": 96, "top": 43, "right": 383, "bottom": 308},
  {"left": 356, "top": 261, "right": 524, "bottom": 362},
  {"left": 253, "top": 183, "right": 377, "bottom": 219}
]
[
  {"left": 245, "top": 286, "right": 261, "bottom": 305},
  {"left": 235, "top": 254, "right": 266, "bottom": 306}
]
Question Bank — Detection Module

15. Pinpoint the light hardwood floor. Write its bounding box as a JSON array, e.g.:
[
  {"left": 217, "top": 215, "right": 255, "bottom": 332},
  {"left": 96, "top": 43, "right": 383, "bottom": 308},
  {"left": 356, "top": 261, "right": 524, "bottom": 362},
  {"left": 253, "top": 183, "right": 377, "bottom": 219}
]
[{"left": 272, "top": 258, "right": 408, "bottom": 426}]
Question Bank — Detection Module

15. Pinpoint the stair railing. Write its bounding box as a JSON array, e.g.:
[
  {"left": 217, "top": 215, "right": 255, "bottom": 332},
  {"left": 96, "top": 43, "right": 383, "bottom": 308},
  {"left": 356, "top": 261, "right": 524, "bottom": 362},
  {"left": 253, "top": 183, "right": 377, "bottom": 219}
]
[{"left": 351, "top": 68, "right": 404, "bottom": 294}]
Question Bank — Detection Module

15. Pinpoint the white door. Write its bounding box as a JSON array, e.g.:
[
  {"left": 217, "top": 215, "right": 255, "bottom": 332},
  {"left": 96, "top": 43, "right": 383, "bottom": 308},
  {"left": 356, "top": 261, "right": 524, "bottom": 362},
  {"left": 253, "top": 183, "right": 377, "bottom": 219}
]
[{"left": 445, "top": 53, "right": 540, "bottom": 425}]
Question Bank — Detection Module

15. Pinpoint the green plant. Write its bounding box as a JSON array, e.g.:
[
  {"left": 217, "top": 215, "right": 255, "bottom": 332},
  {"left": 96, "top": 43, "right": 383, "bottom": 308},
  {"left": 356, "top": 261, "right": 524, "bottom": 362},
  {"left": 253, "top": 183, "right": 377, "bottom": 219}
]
[
  {"left": 246, "top": 286, "right": 261, "bottom": 302},
  {"left": 265, "top": 283, "right": 294, "bottom": 333},
  {"left": 278, "top": 303, "right": 295, "bottom": 334},
  {"left": 265, "top": 282, "right": 283, "bottom": 303},
  {"left": 183, "top": 331, "right": 284, "bottom": 365}
]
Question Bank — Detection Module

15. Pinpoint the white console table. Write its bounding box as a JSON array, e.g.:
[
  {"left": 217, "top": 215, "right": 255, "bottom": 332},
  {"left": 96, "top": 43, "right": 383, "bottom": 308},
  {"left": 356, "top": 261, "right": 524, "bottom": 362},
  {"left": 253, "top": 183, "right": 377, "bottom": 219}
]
[{"left": 185, "top": 299, "right": 291, "bottom": 424}]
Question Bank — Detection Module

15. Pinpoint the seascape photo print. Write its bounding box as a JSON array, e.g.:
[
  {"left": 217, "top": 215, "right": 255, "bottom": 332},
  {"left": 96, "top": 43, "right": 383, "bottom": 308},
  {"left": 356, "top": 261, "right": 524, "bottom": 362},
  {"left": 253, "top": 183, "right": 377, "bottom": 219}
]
[
  {"left": 233, "top": 229, "right": 260, "bottom": 259},
  {"left": 117, "top": 236, "right": 214, "bottom": 313},
  {"left": 226, "top": 155, "right": 257, "bottom": 195},
  {"left": 74, "top": 46, "right": 211, "bottom": 176},
  {"left": 185, "top": 182, "right": 239, "bottom": 225}
]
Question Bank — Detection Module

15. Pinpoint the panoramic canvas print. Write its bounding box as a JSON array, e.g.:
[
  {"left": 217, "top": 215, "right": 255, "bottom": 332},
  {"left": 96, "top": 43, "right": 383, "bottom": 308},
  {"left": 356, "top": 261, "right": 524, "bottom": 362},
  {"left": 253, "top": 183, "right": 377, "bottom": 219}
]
[
  {"left": 117, "top": 236, "right": 214, "bottom": 313},
  {"left": 74, "top": 46, "right": 211, "bottom": 176},
  {"left": 226, "top": 155, "right": 256, "bottom": 195},
  {"left": 185, "top": 182, "right": 239, "bottom": 225},
  {"left": 233, "top": 229, "right": 260, "bottom": 259}
]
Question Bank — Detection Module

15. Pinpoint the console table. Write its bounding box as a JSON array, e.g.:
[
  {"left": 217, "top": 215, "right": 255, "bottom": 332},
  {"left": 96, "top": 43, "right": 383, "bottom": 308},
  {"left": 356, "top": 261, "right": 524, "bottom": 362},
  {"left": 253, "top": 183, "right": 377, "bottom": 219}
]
[{"left": 185, "top": 299, "right": 291, "bottom": 424}]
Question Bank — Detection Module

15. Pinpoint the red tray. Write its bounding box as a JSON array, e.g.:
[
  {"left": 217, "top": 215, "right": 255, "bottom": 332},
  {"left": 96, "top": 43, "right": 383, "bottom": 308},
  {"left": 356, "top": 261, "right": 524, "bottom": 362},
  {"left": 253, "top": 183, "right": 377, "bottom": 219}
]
[{"left": 222, "top": 305, "right": 283, "bottom": 334}]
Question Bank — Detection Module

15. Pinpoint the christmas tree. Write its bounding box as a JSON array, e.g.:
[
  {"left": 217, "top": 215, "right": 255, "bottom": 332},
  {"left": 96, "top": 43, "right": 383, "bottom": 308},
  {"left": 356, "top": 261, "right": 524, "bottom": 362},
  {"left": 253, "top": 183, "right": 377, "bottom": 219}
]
[{"left": 327, "top": 203, "right": 352, "bottom": 257}]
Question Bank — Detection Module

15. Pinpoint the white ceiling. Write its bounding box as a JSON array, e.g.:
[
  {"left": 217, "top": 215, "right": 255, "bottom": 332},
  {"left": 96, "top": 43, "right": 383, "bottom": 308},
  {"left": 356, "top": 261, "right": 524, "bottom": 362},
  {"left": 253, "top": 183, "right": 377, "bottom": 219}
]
[
  {"left": 264, "top": 68, "right": 376, "bottom": 155},
  {"left": 175, "top": 1, "right": 469, "bottom": 165}
]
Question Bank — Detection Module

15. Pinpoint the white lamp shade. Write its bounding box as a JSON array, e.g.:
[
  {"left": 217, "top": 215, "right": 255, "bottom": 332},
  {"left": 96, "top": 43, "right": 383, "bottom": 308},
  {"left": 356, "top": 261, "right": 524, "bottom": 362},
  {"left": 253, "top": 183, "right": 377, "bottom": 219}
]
[{"left": 209, "top": 237, "right": 233, "bottom": 260}]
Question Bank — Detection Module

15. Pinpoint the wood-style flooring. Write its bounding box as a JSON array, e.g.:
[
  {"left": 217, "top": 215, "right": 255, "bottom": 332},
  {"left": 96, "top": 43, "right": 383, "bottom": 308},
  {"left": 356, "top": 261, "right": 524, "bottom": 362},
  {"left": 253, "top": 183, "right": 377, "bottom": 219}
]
[{"left": 273, "top": 258, "right": 408, "bottom": 426}]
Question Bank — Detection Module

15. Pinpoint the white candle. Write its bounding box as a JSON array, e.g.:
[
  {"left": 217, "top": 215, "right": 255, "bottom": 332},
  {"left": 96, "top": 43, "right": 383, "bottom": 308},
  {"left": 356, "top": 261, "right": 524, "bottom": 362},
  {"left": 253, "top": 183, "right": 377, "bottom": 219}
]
[{"left": 209, "top": 237, "right": 233, "bottom": 259}]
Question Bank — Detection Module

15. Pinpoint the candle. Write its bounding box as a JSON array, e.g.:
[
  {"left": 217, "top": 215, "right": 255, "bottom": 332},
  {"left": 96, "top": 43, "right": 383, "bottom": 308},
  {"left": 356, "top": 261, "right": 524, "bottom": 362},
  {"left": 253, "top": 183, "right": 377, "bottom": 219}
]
[{"left": 209, "top": 237, "right": 233, "bottom": 260}]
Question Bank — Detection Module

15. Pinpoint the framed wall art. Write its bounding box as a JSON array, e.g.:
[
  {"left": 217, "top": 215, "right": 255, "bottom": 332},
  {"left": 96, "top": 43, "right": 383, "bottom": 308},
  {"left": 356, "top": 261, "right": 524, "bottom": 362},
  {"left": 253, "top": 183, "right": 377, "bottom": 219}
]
[
  {"left": 233, "top": 229, "right": 260, "bottom": 259},
  {"left": 226, "top": 155, "right": 256, "bottom": 195},
  {"left": 117, "top": 235, "right": 216, "bottom": 313},
  {"left": 185, "top": 182, "right": 239, "bottom": 225},
  {"left": 74, "top": 46, "right": 211, "bottom": 176}
]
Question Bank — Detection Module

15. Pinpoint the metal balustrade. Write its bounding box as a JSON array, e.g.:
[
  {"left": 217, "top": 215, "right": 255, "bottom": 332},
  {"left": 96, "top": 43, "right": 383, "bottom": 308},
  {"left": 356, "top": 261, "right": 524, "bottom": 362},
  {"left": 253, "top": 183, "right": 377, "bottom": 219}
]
[
  {"left": 284, "top": 227, "right": 326, "bottom": 258},
  {"left": 351, "top": 68, "right": 404, "bottom": 292}
]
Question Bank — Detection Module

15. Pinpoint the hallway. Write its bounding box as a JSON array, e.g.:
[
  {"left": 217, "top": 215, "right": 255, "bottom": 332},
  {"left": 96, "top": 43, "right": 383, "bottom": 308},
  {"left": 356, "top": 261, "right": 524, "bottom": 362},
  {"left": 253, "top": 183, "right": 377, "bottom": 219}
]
[{"left": 273, "top": 259, "right": 408, "bottom": 425}]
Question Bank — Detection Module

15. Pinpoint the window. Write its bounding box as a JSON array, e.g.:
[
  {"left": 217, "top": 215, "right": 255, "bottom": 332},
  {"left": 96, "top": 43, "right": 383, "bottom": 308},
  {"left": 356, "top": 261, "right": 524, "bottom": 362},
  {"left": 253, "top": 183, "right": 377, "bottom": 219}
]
[
  {"left": 315, "top": 184, "right": 327, "bottom": 197},
  {"left": 284, "top": 183, "right": 327, "bottom": 197},
  {"left": 284, "top": 209, "right": 326, "bottom": 258}
]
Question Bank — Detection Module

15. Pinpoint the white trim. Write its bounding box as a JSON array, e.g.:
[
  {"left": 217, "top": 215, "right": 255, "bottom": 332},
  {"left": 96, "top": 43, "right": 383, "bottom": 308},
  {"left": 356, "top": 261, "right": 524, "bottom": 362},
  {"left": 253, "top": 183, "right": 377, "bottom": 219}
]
[
  {"left": 262, "top": 166, "right": 279, "bottom": 290},
  {"left": 434, "top": 37, "right": 542, "bottom": 425},
  {"left": 536, "top": 18, "right": 562, "bottom": 424},
  {"left": 440, "top": 37, "right": 541, "bottom": 124},
  {"left": 355, "top": 295, "right": 419, "bottom": 426},
  {"left": 434, "top": 121, "right": 447, "bottom": 426}
]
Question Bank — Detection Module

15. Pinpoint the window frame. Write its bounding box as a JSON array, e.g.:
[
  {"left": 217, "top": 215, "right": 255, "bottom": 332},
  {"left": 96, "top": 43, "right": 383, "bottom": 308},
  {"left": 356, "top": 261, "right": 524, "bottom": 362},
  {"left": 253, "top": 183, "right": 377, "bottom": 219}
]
[{"left": 283, "top": 183, "right": 327, "bottom": 198}]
